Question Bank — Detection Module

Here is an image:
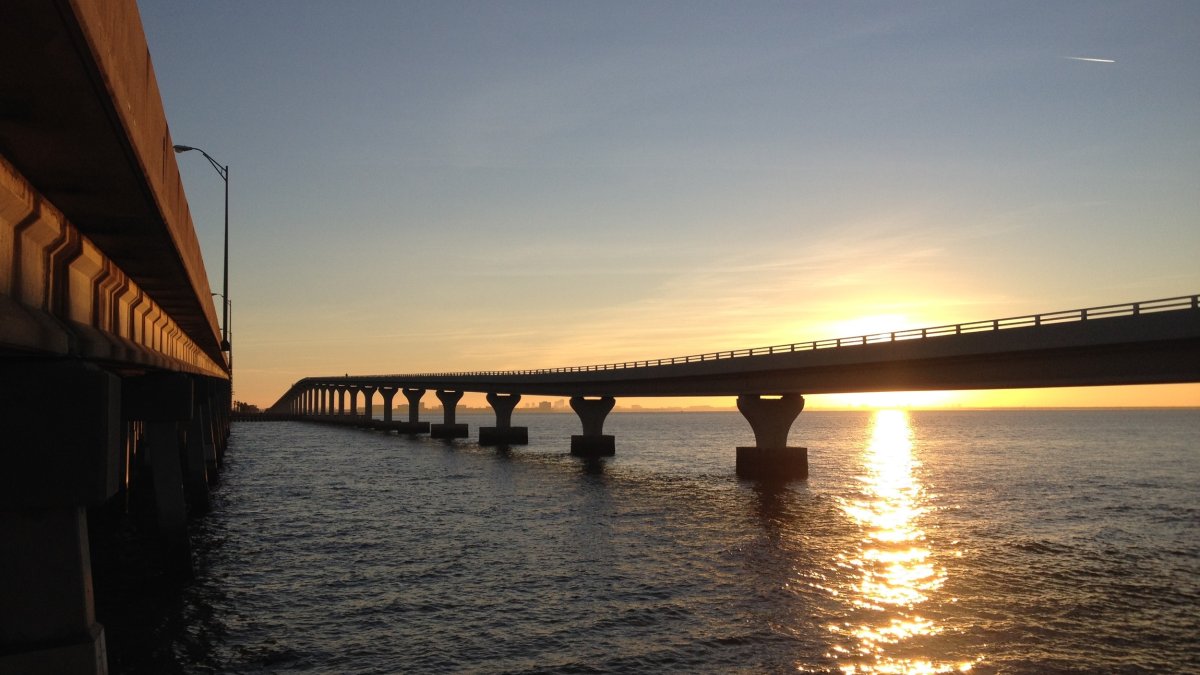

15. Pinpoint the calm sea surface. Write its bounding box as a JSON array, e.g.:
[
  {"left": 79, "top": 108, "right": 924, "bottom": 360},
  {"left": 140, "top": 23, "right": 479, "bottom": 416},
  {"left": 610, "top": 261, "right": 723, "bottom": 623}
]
[{"left": 101, "top": 409, "right": 1199, "bottom": 673}]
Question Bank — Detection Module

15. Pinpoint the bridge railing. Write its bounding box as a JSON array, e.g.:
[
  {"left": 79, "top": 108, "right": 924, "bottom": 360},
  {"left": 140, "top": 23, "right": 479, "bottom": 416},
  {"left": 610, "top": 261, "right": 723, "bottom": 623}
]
[{"left": 323, "top": 294, "right": 1198, "bottom": 381}]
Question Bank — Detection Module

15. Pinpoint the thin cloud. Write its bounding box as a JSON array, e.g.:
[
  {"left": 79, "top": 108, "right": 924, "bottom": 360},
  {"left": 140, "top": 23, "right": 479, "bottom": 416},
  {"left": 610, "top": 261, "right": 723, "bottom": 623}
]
[{"left": 1065, "top": 56, "right": 1116, "bottom": 64}]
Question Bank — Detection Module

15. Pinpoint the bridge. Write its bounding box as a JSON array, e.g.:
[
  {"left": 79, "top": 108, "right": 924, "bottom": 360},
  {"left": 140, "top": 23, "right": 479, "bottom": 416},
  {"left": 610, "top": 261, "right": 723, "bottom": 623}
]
[
  {"left": 270, "top": 294, "right": 1200, "bottom": 477},
  {"left": 1, "top": 2, "right": 231, "bottom": 673}
]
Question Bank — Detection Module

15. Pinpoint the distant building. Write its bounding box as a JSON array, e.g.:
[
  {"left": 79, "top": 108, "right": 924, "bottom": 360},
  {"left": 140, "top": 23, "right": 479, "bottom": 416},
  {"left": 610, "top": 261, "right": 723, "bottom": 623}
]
[{"left": 538, "top": 401, "right": 552, "bottom": 411}]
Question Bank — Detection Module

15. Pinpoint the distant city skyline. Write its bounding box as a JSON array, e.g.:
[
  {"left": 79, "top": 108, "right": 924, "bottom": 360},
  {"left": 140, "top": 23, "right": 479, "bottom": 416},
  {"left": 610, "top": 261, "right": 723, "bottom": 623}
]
[{"left": 138, "top": 1, "right": 1199, "bottom": 408}]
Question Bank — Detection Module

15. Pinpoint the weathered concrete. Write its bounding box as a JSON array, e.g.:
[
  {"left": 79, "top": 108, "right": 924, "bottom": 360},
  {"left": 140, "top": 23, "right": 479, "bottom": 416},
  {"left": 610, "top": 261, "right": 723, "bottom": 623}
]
[
  {"left": 0, "top": 509, "right": 108, "bottom": 675},
  {"left": 480, "top": 392, "right": 528, "bottom": 445},
  {"left": 735, "top": 394, "right": 807, "bottom": 481},
  {"left": 431, "top": 390, "right": 468, "bottom": 439},
  {"left": 569, "top": 396, "right": 616, "bottom": 457}
]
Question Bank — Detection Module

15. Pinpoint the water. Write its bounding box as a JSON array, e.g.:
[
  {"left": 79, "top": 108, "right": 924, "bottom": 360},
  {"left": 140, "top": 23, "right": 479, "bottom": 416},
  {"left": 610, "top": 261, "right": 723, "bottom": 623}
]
[{"left": 99, "top": 410, "right": 1199, "bottom": 673}]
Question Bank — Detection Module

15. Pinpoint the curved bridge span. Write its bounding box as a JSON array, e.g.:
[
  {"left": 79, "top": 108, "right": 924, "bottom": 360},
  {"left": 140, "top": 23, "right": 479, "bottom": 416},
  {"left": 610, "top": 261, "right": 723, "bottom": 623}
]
[{"left": 271, "top": 295, "right": 1199, "bottom": 480}]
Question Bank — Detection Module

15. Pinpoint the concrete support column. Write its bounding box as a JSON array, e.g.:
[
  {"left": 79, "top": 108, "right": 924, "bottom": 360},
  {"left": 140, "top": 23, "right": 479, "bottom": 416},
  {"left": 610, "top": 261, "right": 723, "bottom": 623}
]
[
  {"left": 336, "top": 387, "right": 346, "bottom": 415},
  {"left": 570, "top": 396, "right": 616, "bottom": 456},
  {"left": 124, "top": 374, "right": 195, "bottom": 575},
  {"left": 349, "top": 387, "right": 360, "bottom": 417},
  {"left": 381, "top": 388, "right": 396, "bottom": 422},
  {"left": 378, "top": 387, "right": 398, "bottom": 429},
  {"left": 735, "top": 394, "right": 807, "bottom": 481},
  {"left": 399, "top": 388, "right": 431, "bottom": 434},
  {"left": 404, "top": 388, "right": 425, "bottom": 422},
  {"left": 480, "top": 392, "right": 528, "bottom": 445},
  {"left": 183, "top": 397, "right": 211, "bottom": 514},
  {"left": 0, "top": 509, "right": 108, "bottom": 675},
  {"left": 0, "top": 362, "right": 120, "bottom": 675},
  {"left": 361, "top": 386, "right": 377, "bottom": 422},
  {"left": 200, "top": 383, "right": 220, "bottom": 476},
  {"left": 431, "top": 390, "right": 468, "bottom": 439}
]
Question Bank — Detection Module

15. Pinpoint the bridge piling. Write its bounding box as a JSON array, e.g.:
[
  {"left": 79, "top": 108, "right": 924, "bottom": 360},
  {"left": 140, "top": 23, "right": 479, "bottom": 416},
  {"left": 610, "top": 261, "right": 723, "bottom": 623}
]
[
  {"left": 0, "top": 362, "right": 120, "bottom": 675},
  {"left": 399, "top": 388, "right": 431, "bottom": 434},
  {"left": 124, "top": 373, "right": 195, "bottom": 577},
  {"left": 361, "top": 386, "right": 377, "bottom": 424},
  {"left": 376, "top": 387, "right": 398, "bottom": 430},
  {"left": 480, "top": 392, "right": 529, "bottom": 445},
  {"left": 183, "top": 399, "right": 211, "bottom": 515},
  {"left": 431, "top": 390, "right": 469, "bottom": 439},
  {"left": 735, "top": 394, "right": 808, "bottom": 481},
  {"left": 569, "top": 396, "right": 616, "bottom": 457}
]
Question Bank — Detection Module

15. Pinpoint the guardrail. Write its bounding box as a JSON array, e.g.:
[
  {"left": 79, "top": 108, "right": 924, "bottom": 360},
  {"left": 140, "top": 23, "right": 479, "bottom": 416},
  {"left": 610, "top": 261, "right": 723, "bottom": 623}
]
[{"left": 316, "top": 294, "right": 1199, "bottom": 382}]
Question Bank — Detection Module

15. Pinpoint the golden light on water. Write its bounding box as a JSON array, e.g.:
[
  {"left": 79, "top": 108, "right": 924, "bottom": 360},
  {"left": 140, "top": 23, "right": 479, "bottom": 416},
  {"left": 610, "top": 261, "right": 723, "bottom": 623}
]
[{"left": 827, "top": 410, "right": 975, "bottom": 674}]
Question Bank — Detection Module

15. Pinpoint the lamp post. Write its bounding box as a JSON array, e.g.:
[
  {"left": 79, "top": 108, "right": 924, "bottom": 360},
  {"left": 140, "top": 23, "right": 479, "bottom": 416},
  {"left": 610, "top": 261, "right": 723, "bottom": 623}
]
[{"left": 174, "top": 144, "right": 231, "bottom": 355}]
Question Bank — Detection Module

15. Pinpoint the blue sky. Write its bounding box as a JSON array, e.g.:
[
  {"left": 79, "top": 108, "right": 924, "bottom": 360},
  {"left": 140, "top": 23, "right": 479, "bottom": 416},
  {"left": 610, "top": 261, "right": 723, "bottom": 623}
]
[{"left": 137, "top": 1, "right": 1200, "bottom": 406}]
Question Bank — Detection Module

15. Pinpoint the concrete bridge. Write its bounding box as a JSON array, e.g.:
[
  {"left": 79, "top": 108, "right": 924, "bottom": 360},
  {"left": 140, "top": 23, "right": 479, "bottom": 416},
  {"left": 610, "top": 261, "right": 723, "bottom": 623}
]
[
  {"left": 1, "top": 2, "right": 231, "bottom": 673},
  {"left": 270, "top": 294, "right": 1200, "bottom": 477}
]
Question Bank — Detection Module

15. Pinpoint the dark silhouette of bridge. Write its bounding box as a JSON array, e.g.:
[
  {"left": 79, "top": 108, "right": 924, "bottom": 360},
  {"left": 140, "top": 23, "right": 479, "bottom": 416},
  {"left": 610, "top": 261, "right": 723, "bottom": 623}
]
[
  {"left": 1, "top": 3, "right": 231, "bottom": 672},
  {"left": 270, "top": 294, "right": 1199, "bottom": 477}
]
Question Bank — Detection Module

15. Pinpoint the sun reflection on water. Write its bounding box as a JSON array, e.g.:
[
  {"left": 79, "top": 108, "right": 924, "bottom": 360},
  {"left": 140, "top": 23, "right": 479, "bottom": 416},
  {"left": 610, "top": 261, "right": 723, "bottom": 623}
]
[{"left": 825, "top": 410, "right": 974, "bottom": 674}]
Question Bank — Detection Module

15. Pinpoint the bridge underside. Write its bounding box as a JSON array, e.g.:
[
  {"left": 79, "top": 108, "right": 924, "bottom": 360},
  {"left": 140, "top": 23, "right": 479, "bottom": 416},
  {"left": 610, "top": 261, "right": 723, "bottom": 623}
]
[{"left": 1, "top": 2, "right": 231, "bottom": 673}]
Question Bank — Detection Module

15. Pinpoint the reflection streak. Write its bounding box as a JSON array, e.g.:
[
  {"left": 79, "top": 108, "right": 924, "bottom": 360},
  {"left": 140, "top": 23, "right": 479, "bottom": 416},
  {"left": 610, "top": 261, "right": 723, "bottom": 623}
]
[{"left": 826, "top": 410, "right": 971, "bottom": 674}]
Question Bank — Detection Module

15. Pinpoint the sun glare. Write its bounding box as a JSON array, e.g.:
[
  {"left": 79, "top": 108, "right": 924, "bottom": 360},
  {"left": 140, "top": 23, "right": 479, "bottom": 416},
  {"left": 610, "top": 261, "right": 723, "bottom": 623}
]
[{"left": 825, "top": 410, "right": 978, "bottom": 674}]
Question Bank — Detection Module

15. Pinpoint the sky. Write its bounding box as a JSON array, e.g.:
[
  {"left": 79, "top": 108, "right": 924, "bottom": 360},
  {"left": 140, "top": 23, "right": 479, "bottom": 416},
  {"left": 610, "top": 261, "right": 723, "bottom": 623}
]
[{"left": 136, "top": 1, "right": 1200, "bottom": 409}]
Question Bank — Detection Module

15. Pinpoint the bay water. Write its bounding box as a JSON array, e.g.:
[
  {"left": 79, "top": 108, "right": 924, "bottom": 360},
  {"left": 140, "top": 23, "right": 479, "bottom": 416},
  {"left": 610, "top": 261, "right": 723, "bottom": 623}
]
[{"left": 98, "top": 409, "right": 1199, "bottom": 673}]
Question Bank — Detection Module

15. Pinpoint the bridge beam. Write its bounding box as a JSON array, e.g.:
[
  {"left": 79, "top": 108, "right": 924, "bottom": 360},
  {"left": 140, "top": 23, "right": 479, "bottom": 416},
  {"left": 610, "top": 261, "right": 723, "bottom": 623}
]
[
  {"left": 570, "top": 396, "right": 616, "bottom": 457},
  {"left": 735, "top": 394, "right": 807, "bottom": 481},
  {"left": 480, "top": 392, "right": 528, "bottom": 446},
  {"left": 431, "top": 390, "right": 468, "bottom": 439},
  {"left": 0, "top": 362, "right": 120, "bottom": 675}
]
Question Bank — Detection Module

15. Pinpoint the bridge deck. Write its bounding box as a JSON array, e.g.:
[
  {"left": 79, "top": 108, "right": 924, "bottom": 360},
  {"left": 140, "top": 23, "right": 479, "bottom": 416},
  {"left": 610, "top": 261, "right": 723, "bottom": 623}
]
[{"left": 276, "top": 296, "right": 1200, "bottom": 404}]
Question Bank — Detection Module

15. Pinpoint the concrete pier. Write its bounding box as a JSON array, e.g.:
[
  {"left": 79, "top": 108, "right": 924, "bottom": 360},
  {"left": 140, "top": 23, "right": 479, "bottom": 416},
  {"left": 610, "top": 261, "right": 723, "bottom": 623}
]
[
  {"left": 480, "top": 392, "right": 529, "bottom": 445},
  {"left": 735, "top": 394, "right": 807, "bottom": 481},
  {"left": 0, "top": 363, "right": 120, "bottom": 675},
  {"left": 370, "top": 386, "right": 398, "bottom": 430},
  {"left": 431, "top": 390, "right": 469, "bottom": 439},
  {"left": 123, "top": 374, "right": 195, "bottom": 576},
  {"left": 569, "top": 396, "right": 616, "bottom": 456},
  {"left": 183, "top": 399, "right": 211, "bottom": 513},
  {"left": 390, "top": 388, "right": 430, "bottom": 434},
  {"left": 361, "top": 386, "right": 377, "bottom": 423}
]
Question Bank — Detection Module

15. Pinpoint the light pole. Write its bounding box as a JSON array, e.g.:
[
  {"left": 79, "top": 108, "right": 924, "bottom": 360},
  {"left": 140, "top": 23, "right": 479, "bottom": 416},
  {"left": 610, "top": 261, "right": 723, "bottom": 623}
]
[{"left": 174, "top": 144, "right": 231, "bottom": 355}]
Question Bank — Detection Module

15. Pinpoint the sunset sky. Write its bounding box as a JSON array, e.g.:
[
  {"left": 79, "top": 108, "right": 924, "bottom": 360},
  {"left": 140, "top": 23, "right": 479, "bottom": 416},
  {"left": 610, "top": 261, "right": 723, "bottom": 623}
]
[{"left": 137, "top": 1, "right": 1199, "bottom": 409}]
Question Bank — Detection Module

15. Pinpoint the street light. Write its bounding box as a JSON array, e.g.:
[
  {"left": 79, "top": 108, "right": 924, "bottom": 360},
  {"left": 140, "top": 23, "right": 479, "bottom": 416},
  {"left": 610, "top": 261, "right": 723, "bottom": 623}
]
[{"left": 174, "top": 144, "right": 231, "bottom": 355}]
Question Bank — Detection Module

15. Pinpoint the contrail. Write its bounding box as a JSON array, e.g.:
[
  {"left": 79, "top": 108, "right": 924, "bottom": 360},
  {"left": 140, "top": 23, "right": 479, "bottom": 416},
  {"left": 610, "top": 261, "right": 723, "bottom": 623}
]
[{"left": 1066, "top": 56, "right": 1116, "bottom": 63}]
